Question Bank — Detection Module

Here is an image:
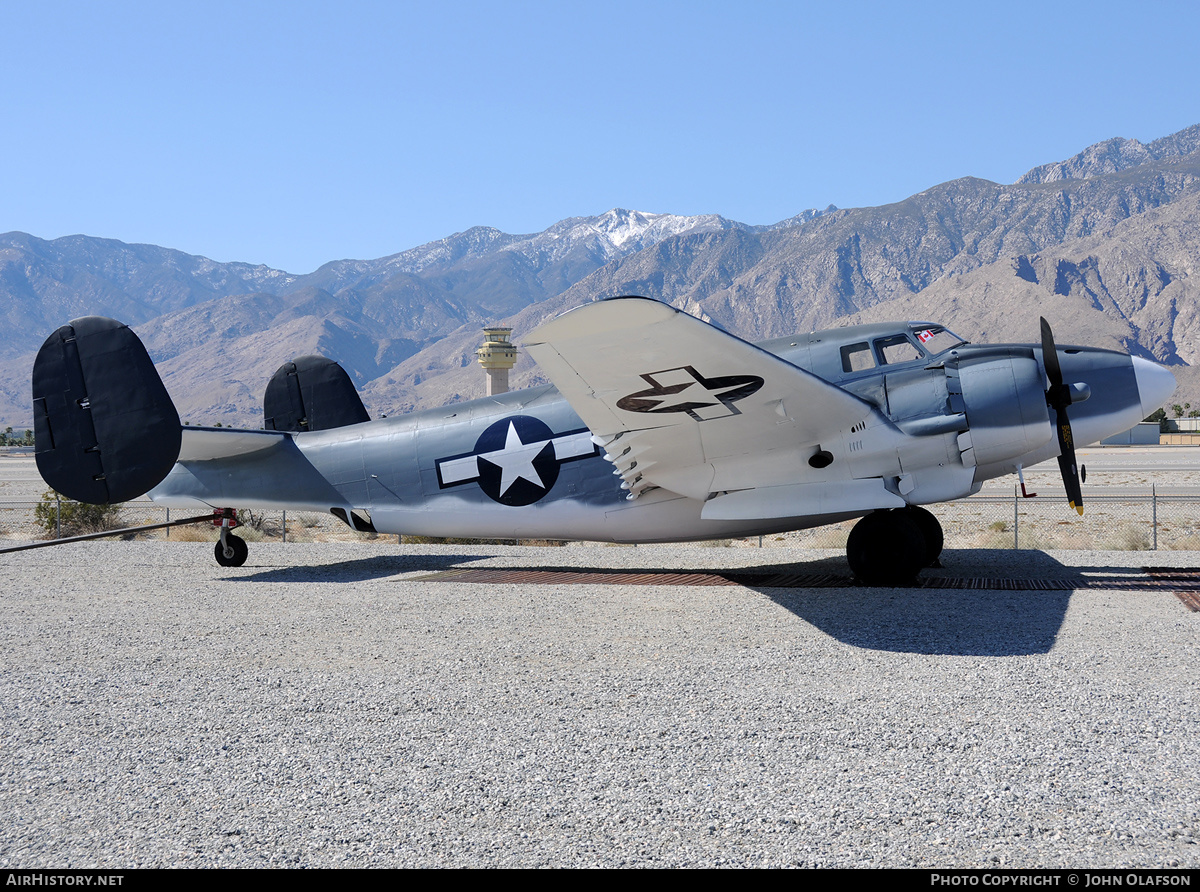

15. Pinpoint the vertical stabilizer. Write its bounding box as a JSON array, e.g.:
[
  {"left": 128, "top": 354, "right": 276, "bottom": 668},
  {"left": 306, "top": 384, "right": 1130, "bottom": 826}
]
[
  {"left": 263, "top": 355, "right": 370, "bottom": 432},
  {"left": 32, "top": 317, "right": 182, "bottom": 504}
]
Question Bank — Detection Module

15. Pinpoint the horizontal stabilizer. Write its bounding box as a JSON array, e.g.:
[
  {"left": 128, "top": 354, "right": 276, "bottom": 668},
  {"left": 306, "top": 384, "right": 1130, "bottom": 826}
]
[
  {"left": 33, "top": 317, "right": 181, "bottom": 504},
  {"left": 264, "top": 355, "right": 370, "bottom": 432},
  {"left": 178, "top": 426, "right": 289, "bottom": 461}
]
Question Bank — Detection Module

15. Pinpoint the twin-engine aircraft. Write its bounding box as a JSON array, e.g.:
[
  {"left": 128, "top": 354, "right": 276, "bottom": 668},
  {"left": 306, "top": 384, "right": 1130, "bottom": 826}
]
[{"left": 30, "top": 296, "right": 1175, "bottom": 585}]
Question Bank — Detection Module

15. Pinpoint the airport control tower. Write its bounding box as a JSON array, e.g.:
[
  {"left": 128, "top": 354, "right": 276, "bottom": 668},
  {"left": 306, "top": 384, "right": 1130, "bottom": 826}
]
[{"left": 476, "top": 327, "right": 517, "bottom": 395}]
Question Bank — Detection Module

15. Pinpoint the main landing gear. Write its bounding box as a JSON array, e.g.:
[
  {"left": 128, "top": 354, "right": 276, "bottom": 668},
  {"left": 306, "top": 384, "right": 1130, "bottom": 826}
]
[
  {"left": 846, "top": 506, "right": 943, "bottom": 586},
  {"left": 212, "top": 508, "right": 248, "bottom": 568}
]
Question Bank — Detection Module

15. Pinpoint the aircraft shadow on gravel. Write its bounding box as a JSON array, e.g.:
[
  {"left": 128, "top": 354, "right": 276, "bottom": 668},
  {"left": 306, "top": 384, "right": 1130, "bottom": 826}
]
[
  {"left": 742, "top": 548, "right": 1138, "bottom": 657},
  {"left": 748, "top": 554, "right": 1071, "bottom": 657},
  {"left": 216, "top": 546, "right": 1121, "bottom": 657},
  {"left": 223, "top": 551, "right": 483, "bottom": 583}
]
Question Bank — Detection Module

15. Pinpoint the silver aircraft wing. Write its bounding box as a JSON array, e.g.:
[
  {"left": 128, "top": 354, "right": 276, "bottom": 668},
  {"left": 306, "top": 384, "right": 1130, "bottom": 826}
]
[{"left": 524, "top": 297, "right": 876, "bottom": 502}]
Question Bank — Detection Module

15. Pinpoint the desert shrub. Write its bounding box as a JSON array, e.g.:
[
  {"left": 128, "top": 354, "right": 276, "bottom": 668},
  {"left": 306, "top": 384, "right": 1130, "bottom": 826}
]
[
  {"left": 33, "top": 490, "right": 122, "bottom": 538},
  {"left": 239, "top": 509, "right": 281, "bottom": 538},
  {"left": 807, "top": 523, "right": 851, "bottom": 549},
  {"left": 169, "top": 524, "right": 214, "bottom": 542},
  {"left": 1102, "top": 523, "right": 1151, "bottom": 551}
]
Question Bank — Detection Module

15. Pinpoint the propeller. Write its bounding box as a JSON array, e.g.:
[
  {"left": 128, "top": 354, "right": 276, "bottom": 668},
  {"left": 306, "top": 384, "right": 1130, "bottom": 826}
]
[{"left": 1040, "top": 317, "right": 1084, "bottom": 515}]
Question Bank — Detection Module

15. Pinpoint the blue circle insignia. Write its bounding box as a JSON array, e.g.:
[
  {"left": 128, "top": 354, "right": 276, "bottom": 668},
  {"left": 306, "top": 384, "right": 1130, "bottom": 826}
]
[{"left": 473, "top": 415, "right": 561, "bottom": 506}]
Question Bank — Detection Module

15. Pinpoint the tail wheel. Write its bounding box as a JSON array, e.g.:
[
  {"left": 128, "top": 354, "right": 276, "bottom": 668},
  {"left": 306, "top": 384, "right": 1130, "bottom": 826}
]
[
  {"left": 214, "top": 533, "right": 248, "bottom": 568},
  {"left": 846, "top": 510, "right": 926, "bottom": 586}
]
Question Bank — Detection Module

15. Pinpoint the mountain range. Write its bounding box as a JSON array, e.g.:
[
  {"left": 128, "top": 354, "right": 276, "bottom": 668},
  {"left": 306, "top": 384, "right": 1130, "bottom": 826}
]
[{"left": 3, "top": 124, "right": 1200, "bottom": 428}]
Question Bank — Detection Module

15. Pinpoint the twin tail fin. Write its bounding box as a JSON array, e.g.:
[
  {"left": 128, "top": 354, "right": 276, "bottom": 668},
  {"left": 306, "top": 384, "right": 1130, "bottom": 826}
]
[
  {"left": 33, "top": 317, "right": 181, "bottom": 504},
  {"left": 32, "top": 316, "right": 372, "bottom": 504}
]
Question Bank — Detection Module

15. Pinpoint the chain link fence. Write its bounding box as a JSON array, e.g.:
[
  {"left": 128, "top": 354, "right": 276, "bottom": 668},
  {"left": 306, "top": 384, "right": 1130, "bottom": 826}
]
[
  {"left": 2, "top": 487, "right": 1200, "bottom": 551},
  {"left": 751, "top": 487, "right": 1200, "bottom": 551},
  {"left": 0, "top": 500, "right": 391, "bottom": 546}
]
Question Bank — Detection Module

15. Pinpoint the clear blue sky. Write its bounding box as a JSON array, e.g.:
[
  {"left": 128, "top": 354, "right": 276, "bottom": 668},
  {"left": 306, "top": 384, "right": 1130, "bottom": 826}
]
[{"left": 2, "top": 0, "right": 1197, "bottom": 274}]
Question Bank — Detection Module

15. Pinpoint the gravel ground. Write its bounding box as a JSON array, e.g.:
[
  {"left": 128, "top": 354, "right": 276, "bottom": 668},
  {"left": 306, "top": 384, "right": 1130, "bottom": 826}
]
[{"left": 2, "top": 541, "right": 1198, "bottom": 868}]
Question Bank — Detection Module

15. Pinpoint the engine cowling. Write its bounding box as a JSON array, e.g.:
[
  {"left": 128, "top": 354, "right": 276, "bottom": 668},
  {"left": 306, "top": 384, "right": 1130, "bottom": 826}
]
[{"left": 949, "top": 351, "right": 1051, "bottom": 468}]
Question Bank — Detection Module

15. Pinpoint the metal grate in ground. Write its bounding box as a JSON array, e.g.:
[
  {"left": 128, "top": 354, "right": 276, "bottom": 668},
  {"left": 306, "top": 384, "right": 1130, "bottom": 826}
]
[
  {"left": 411, "top": 566, "right": 1200, "bottom": 601},
  {"left": 1144, "top": 567, "right": 1200, "bottom": 611}
]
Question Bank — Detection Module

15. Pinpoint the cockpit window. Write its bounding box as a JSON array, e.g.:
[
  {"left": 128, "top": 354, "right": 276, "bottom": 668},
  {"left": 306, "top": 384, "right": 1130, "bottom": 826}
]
[
  {"left": 840, "top": 342, "right": 875, "bottom": 373},
  {"left": 874, "top": 334, "right": 923, "bottom": 365},
  {"left": 912, "top": 325, "right": 967, "bottom": 355}
]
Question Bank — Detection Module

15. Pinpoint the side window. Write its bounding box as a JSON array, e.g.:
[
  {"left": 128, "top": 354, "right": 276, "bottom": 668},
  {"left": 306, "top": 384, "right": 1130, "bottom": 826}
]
[
  {"left": 875, "top": 334, "right": 922, "bottom": 365},
  {"left": 913, "top": 326, "right": 965, "bottom": 355},
  {"left": 840, "top": 342, "right": 875, "bottom": 373}
]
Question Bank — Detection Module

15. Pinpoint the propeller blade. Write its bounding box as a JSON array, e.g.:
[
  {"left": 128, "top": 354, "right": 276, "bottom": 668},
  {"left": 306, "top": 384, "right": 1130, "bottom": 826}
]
[
  {"left": 1040, "top": 317, "right": 1063, "bottom": 390},
  {"left": 1054, "top": 407, "right": 1084, "bottom": 514},
  {"left": 1041, "top": 317, "right": 1084, "bottom": 515}
]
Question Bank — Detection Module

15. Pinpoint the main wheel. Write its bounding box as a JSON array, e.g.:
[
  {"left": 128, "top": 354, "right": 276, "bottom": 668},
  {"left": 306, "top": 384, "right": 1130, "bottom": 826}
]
[
  {"left": 902, "top": 505, "right": 944, "bottom": 567},
  {"left": 846, "top": 510, "right": 926, "bottom": 586},
  {"left": 214, "top": 533, "right": 248, "bottom": 567}
]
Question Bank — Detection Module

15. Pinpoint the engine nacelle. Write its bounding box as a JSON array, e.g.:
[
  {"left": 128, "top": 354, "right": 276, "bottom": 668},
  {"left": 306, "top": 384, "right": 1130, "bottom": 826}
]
[{"left": 949, "top": 351, "right": 1051, "bottom": 468}]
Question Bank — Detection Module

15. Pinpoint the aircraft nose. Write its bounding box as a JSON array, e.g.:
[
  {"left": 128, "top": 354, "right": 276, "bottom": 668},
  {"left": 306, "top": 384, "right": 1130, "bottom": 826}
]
[{"left": 1132, "top": 356, "right": 1176, "bottom": 417}]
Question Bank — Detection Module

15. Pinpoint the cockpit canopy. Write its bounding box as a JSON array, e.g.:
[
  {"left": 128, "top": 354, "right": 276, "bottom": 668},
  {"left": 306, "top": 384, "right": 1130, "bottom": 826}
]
[
  {"left": 760, "top": 322, "right": 969, "bottom": 383},
  {"left": 838, "top": 324, "right": 967, "bottom": 375}
]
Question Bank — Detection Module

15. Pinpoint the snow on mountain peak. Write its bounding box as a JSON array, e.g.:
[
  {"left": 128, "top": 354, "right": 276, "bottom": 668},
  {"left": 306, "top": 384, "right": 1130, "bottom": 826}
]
[
  {"left": 565, "top": 208, "right": 735, "bottom": 253},
  {"left": 592, "top": 208, "right": 662, "bottom": 247},
  {"left": 313, "top": 208, "right": 739, "bottom": 288}
]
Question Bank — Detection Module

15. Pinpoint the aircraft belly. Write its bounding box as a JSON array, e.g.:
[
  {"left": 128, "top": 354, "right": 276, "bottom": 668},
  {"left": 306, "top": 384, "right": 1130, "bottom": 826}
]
[
  {"left": 602, "top": 494, "right": 866, "bottom": 542},
  {"left": 368, "top": 485, "right": 863, "bottom": 543},
  {"left": 702, "top": 477, "right": 904, "bottom": 521},
  {"left": 369, "top": 493, "right": 617, "bottom": 540}
]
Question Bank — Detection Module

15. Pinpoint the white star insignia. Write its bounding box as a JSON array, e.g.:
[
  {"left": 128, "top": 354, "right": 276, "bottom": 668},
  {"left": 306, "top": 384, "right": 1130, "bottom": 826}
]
[
  {"left": 642, "top": 381, "right": 710, "bottom": 412},
  {"left": 477, "top": 421, "right": 549, "bottom": 496}
]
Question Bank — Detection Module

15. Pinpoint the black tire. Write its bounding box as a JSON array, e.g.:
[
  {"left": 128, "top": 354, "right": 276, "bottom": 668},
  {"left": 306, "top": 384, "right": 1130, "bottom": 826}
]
[
  {"left": 903, "top": 505, "right": 944, "bottom": 566},
  {"left": 846, "top": 510, "right": 926, "bottom": 586},
  {"left": 214, "top": 533, "right": 248, "bottom": 568}
]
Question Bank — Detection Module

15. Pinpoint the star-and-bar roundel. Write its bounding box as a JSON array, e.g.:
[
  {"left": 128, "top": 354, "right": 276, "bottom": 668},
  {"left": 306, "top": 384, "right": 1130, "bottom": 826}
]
[
  {"left": 616, "top": 365, "right": 763, "bottom": 422},
  {"left": 435, "top": 415, "right": 597, "bottom": 506}
]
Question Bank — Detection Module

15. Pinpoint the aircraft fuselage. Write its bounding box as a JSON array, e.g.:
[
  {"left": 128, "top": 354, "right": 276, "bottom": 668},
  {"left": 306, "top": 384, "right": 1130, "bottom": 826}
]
[{"left": 147, "top": 321, "right": 1165, "bottom": 543}]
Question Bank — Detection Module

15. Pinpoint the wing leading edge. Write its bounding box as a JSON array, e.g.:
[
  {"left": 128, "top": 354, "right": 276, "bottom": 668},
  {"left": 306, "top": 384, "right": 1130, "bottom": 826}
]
[{"left": 524, "top": 297, "right": 879, "bottom": 509}]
